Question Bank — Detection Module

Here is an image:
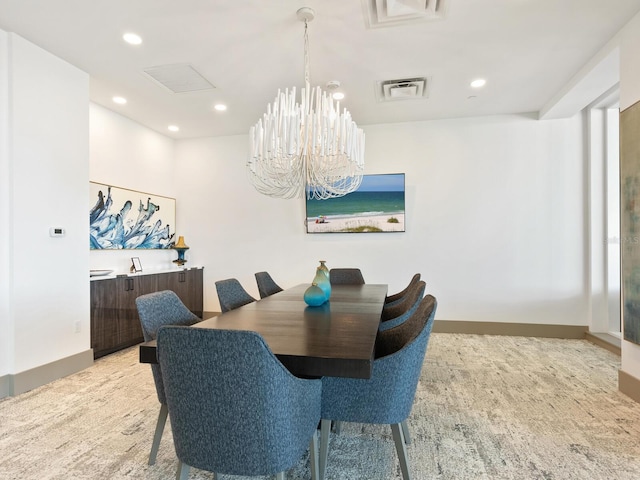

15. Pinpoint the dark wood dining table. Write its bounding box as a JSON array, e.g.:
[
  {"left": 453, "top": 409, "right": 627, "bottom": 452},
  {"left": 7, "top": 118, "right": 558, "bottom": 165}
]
[{"left": 139, "top": 283, "right": 388, "bottom": 379}]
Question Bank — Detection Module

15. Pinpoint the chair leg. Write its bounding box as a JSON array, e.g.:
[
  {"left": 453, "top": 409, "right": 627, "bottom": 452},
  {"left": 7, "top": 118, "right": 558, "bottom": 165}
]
[
  {"left": 391, "top": 423, "right": 411, "bottom": 480},
  {"left": 320, "top": 419, "right": 332, "bottom": 480},
  {"left": 149, "top": 404, "right": 169, "bottom": 465},
  {"left": 401, "top": 419, "right": 412, "bottom": 445},
  {"left": 176, "top": 460, "right": 190, "bottom": 480},
  {"left": 334, "top": 420, "right": 342, "bottom": 434},
  {"left": 309, "top": 429, "right": 320, "bottom": 480}
]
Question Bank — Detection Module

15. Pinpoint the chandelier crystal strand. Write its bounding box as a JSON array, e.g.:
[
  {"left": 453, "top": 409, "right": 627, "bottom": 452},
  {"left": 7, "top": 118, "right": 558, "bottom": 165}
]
[{"left": 247, "top": 7, "right": 364, "bottom": 200}]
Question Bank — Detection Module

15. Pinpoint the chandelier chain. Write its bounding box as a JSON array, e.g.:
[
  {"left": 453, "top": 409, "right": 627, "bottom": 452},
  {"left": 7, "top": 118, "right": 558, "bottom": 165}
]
[{"left": 304, "top": 20, "right": 310, "bottom": 87}]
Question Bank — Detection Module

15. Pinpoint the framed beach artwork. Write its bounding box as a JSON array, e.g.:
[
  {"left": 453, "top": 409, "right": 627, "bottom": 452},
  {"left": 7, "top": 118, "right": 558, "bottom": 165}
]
[
  {"left": 89, "top": 182, "right": 176, "bottom": 250},
  {"left": 306, "top": 173, "right": 405, "bottom": 234}
]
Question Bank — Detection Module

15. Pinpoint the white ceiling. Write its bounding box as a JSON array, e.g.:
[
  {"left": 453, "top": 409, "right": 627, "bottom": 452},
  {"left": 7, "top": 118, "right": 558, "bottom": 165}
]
[{"left": 1, "top": 0, "right": 639, "bottom": 139}]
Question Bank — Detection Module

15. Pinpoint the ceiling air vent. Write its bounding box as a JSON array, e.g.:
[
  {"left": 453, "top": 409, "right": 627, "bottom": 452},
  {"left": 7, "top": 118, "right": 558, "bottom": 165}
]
[
  {"left": 142, "top": 64, "right": 215, "bottom": 94},
  {"left": 362, "top": 0, "right": 448, "bottom": 28},
  {"left": 376, "top": 77, "right": 430, "bottom": 102}
]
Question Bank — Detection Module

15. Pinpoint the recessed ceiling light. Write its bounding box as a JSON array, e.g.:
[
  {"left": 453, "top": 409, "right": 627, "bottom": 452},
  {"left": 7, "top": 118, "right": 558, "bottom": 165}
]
[
  {"left": 112, "top": 96, "right": 127, "bottom": 105},
  {"left": 123, "top": 33, "right": 142, "bottom": 45},
  {"left": 326, "top": 80, "right": 345, "bottom": 101},
  {"left": 214, "top": 104, "right": 227, "bottom": 112},
  {"left": 168, "top": 125, "right": 180, "bottom": 132},
  {"left": 470, "top": 78, "right": 486, "bottom": 88}
]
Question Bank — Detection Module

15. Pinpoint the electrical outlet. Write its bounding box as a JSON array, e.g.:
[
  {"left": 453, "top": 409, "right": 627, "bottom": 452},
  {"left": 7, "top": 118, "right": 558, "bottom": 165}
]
[{"left": 75, "top": 321, "right": 81, "bottom": 333}]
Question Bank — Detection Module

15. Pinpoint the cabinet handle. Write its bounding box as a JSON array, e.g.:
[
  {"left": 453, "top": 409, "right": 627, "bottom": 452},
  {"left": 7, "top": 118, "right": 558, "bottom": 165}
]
[
  {"left": 125, "top": 278, "right": 135, "bottom": 291},
  {"left": 179, "top": 272, "right": 186, "bottom": 283}
]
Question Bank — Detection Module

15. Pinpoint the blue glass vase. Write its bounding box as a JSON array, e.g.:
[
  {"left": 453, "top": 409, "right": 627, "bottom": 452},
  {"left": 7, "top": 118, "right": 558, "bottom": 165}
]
[
  {"left": 318, "top": 260, "right": 329, "bottom": 279},
  {"left": 304, "top": 283, "right": 326, "bottom": 306},
  {"left": 313, "top": 266, "right": 331, "bottom": 300}
]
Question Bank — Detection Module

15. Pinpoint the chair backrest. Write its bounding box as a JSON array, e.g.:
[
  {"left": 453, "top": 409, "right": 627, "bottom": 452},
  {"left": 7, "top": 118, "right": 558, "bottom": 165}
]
[
  {"left": 136, "top": 290, "right": 200, "bottom": 341},
  {"left": 378, "top": 280, "right": 426, "bottom": 332},
  {"left": 376, "top": 294, "right": 436, "bottom": 359},
  {"left": 135, "top": 290, "right": 200, "bottom": 404},
  {"left": 215, "top": 278, "right": 256, "bottom": 312},
  {"left": 381, "top": 279, "right": 425, "bottom": 322},
  {"left": 329, "top": 268, "right": 365, "bottom": 285},
  {"left": 385, "top": 273, "right": 421, "bottom": 305},
  {"left": 157, "top": 327, "right": 321, "bottom": 477},
  {"left": 255, "top": 271, "right": 284, "bottom": 299}
]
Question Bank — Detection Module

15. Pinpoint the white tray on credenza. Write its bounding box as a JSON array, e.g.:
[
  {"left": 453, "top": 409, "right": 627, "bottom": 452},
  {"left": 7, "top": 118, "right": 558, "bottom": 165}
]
[{"left": 90, "top": 269, "right": 114, "bottom": 277}]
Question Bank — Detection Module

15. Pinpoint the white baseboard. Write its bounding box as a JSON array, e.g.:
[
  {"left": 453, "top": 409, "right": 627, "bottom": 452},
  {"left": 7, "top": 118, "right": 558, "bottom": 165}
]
[
  {"left": 0, "top": 374, "right": 11, "bottom": 398},
  {"left": 0, "top": 349, "right": 94, "bottom": 398},
  {"left": 433, "top": 320, "right": 587, "bottom": 338},
  {"left": 619, "top": 369, "right": 640, "bottom": 404}
]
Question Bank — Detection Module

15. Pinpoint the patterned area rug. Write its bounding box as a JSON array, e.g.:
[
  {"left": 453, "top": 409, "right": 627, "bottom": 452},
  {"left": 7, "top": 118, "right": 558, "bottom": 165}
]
[{"left": 1, "top": 334, "right": 639, "bottom": 479}]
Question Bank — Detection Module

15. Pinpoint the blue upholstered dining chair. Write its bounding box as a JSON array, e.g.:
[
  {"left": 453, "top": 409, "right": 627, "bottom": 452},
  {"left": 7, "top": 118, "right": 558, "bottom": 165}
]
[
  {"left": 385, "top": 273, "right": 421, "bottom": 307},
  {"left": 255, "top": 271, "right": 284, "bottom": 299},
  {"left": 333, "top": 276, "right": 423, "bottom": 437},
  {"left": 157, "top": 327, "right": 322, "bottom": 480},
  {"left": 215, "top": 278, "right": 257, "bottom": 312},
  {"left": 319, "top": 295, "right": 438, "bottom": 480},
  {"left": 135, "top": 290, "right": 200, "bottom": 465},
  {"left": 329, "top": 268, "right": 365, "bottom": 285},
  {"left": 379, "top": 280, "right": 426, "bottom": 332},
  {"left": 334, "top": 280, "right": 425, "bottom": 436}
]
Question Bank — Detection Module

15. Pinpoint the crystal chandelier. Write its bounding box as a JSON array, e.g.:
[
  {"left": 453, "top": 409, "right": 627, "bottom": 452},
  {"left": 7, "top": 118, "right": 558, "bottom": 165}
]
[{"left": 248, "top": 7, "right": 365, "bottom": 200}]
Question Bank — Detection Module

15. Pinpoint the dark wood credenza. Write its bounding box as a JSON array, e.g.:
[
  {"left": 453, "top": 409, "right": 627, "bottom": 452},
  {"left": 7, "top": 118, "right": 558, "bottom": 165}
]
[{"left": 90, "top": 267, "right": 203, "bottom": 359}]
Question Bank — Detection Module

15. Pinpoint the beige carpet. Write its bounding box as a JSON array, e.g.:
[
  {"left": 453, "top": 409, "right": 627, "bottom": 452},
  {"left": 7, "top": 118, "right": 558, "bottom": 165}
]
[{"left": 1, "top": 334, "right": 639, "bottom": 479}]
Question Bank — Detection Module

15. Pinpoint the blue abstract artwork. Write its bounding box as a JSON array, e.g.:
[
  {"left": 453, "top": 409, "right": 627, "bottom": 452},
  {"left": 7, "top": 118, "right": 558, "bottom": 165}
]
[{"left": 90, "top": 182, "right": 175, "bottom": 250}]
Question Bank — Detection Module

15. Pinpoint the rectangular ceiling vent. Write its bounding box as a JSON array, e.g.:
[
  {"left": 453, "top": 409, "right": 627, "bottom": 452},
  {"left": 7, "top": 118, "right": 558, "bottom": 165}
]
[
  {"left": 142, "top": 64, "right": 215, "bottom": 94},
  {"left": 376, "top": 77, "right": 430, "bottom": 102},
  {"left": 362, "top": 0, "right": 448, "bottom": 28}
]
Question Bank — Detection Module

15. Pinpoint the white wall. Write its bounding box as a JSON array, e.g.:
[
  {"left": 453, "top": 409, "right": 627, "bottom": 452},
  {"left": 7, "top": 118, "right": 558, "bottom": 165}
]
[
  {"left": 0, "top": 30, "right": 11, "bottom": 378},
  {"left": 588, "top": 108, "right": 609, "bottom": 333},
  {"left": 619, "top": 11, "right": 640, "bottom": 381},
  {"left": 175, "top": 113, "right": 588, "bottom": 324},
  {"left": 89, "top": 103, "right": 177, "bottom": 273},
  {"left": 5, "top": 32, "right": 90, "bottom": 373}
]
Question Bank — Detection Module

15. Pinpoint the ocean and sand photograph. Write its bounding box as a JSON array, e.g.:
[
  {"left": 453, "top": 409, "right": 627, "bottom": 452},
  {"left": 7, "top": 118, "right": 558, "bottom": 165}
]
[{"left": 306, "top": 173, "right": 405, "bottom": 233}]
